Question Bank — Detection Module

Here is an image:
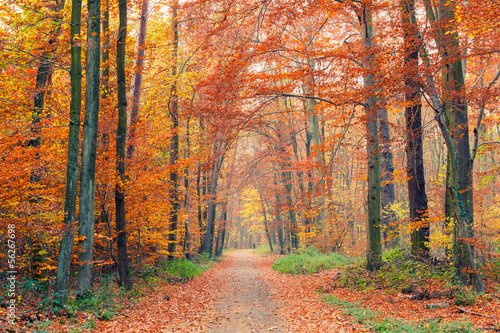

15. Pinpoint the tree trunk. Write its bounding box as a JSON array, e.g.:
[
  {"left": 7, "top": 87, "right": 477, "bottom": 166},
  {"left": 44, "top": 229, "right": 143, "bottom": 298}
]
[
  {"left": 115, "top": 0, "right": 132, "bottom": 290},
  {"left": 272, "top": 170, "right": 286, "bottom": 254},
  {"left": 203, "top": 143, "right": 224, "bottom": 256},
  {"left": 423, "top": 0, "right": 479, "bottom": 288},
  {"left": 360, "top": 3, "right": 382, "bottom": 271},
  {"left": 217, "top": 203, "right": 227, "bottom": 257},
  {"left": 402, "top": 0, "right": 430, "bottom": 258},
  {"left": 275, "top": 127, "right": 298, "bottom": 250},
  {"left": 259, "top": 189, "right": 274, "bottom": 253},
  {"left": 29, "top": 0, "right": 66, "bottom": 283},
  {"left": 414, "top": 18, "right": 484, "bottom": 293},
  {"left": 127, "top": 0, "right": 149, "bottom": 159},
  {"left": 101, "top": 0, "right": 110, "bottom": 98},
  {"left": 167, "top": 0, "right": 180, "bottom": 260},
  {"left": 54, "top": 0, "right": 82, "bottom": 305},
  {"left": 379, "top": 105, "right": 398, "bottom": 248},
  {"left": 77, "top": 0, "right": 101, "bottom": 298},
  {"left": 182, "top": 116, "right": 192, "bottom": 259}
]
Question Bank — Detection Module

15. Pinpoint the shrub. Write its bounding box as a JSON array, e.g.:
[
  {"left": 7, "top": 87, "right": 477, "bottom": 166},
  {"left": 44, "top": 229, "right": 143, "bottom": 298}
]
[
  {"left": 160, "top": 258, "right": 208, "bottom": 280},
  {"left": 272, "top": 247, "right": 351, "bottom": 274}
]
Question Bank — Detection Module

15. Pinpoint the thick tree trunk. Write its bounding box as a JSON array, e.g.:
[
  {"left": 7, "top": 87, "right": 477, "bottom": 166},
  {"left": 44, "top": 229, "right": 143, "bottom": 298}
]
[
  {"left": 402, "top": 0, "right": 430, "bottom": 258},
  {"left": 203, "top": 143, "right": 224, "bottom": 256},
  {"left": 360, "top": 4, "right": 382, "bottom": 271},
  {"left": 167, "top": 0, "right": 180, "bottom": 259},
  {"left": 115, "top": 0, "right": 132, "bottom": 290},
  {"left": 423, "top": 0, "right": 479, "bottom": 288},
  {"left": 414, "top": 16, "right": 484, "bottom": 293},
  {"left": 379, "top": 106, "right": 398, "bottom": 248},
  {"left": 275, "top": 127, "right": 298, "bottom": 250},
  {"left": 77, "top": 0, "right": 101, "bottom": 298},
  {"left": 54, "top": 0, "right": 82, "bottom": 306}
]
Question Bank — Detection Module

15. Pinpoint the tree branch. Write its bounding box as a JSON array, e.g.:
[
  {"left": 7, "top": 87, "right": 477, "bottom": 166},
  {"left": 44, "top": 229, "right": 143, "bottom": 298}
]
[{"left": 270, "top": 93, "right": 367, "bottom": 107}]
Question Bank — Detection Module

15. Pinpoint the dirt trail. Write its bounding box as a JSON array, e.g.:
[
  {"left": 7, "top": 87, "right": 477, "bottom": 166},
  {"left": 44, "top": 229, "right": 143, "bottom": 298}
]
[
  {"left": 206, "top": 250, "right": 287, "bottom": 332},
  {"left": 96, "top": 249, "right": 357, "bottom": 332}
]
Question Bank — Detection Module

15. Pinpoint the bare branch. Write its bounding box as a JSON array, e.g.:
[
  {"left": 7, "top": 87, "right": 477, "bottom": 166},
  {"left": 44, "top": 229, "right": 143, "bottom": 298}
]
[{"left": 270, "top": 93, "right": 367, "bottom": 107}]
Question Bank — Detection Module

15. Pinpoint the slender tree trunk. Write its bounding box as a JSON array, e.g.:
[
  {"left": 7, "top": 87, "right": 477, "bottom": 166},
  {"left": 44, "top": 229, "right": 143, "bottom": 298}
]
[
  {"left": 402, "top": 0, "right": 430, "bottom": 258},
  {"left": 217, "top": 202, "right": 227, "bottom": 257},
  {"left": 115, "top": 0, "right": 132, "bottom": 290},
  {"left": 183, "top": 116, "right": 192, "bottom": 259},
  {"left": 77, "top": 0, "right": 101, "bottom": 298},
  {"left": 360, "top": 3, "right": 382, "bottom": 271},
  {"left": 54, "top": 0, "right": 82, "bottom": 305},
  {"left": 30, "top": 0, "right": 65, "bottom": 149},
  {"left": 259, "top": 189, "right": 274, "bottom": 253},
  {"left": 167, "top": 0, "right": 180, "bottom": 260},
  {"left": 101, "top": 0, "right": 110, "bottom": 98},
  {"left": 196, "top": 162, "right": 203, "bottom": 250},
  {"left": 214, "top": 227, "right": 221, "bottom": 257},
  {"left": 127, "top": 0, "right": 149, "bottom": 159},
  {"left": 29, "top": 0, "right": 66, "bottom": 282},
  {"left": 272, "top": 169, "right": 286, "bottom": 254}
]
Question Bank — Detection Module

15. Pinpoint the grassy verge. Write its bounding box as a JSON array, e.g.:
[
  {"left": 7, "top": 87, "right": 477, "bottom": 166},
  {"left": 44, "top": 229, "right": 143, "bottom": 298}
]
[
  {"left": 323, "top": 294, "right": 479, "bottom": 333},
  {"left": 272, "top": 247, "right": 351, "bottom": 274}
]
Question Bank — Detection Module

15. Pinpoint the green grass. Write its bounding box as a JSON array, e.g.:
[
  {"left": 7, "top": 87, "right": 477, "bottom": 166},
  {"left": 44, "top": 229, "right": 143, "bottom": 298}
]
[
  {"left": 254, "top": 245, "right": 272, "bottom": 256},
  {"left": 160, "top": 258, "right": 210, "bottom": 280},
  {"left": 324, "top": 294, "right": 479, "bottom": 332},
  {"left": 272, "top": 247, "right": 351, "bottom": 274}
]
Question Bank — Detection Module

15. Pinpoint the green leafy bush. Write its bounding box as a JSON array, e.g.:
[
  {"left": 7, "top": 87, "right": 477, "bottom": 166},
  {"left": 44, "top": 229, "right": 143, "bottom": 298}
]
[
  {"left": 272, "top": 247, "right": 351, "bottom": 274},
  {"left": 160, "top": 258, "right": 208, "bottom": 280},
  {"left": 254, "top": 245, "right": 272, "bottom": 255}
]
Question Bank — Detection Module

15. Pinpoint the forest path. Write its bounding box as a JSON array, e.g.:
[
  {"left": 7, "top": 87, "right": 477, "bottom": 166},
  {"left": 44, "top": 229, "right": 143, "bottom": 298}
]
[
  {"left": 96, "top": 249, "right": 359, "bottom": 332},
  {"left": 205, "top": 249, "right": 287, "bottom": 332}
]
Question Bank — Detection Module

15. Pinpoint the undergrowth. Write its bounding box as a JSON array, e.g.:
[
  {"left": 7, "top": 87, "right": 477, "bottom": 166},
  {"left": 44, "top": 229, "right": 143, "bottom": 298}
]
[
  {"left": 272, "top": 246, "right": 351, "bottom": 274},
  {"left": 324, "top": 294, "right": 478, "bottom": 332},
  {"left": 339, "top": 247, "right": 479, "bottom": 305},
  {"left": 254, "top": 245, "right": 272, "bottom": 256},
  {"left": 14, "top": 257, "right": 213, "bottom": 331}
]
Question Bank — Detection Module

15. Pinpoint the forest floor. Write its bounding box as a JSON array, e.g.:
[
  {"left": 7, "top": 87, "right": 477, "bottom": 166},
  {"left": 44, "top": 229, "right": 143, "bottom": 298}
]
[
  {"left": 95, "top": 249, "right": 361, "bottom": 332},
  {"left": 7, "top": 250, "right": 500, "bottom": 332}
]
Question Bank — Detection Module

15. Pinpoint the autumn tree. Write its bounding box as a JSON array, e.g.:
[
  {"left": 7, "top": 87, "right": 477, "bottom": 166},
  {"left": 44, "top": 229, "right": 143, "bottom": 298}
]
[
  {"left": 54, "top": 0, "right": 82, "bottom": 305},
  {"left": 77, "top": 0, "right": 101, "bottom": 298},
  {"left": 401, "top": 0, "right": 429, "bottom": 258},
  {"left": 115, "top": 0, "right": 132, "bottom": 290}
]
